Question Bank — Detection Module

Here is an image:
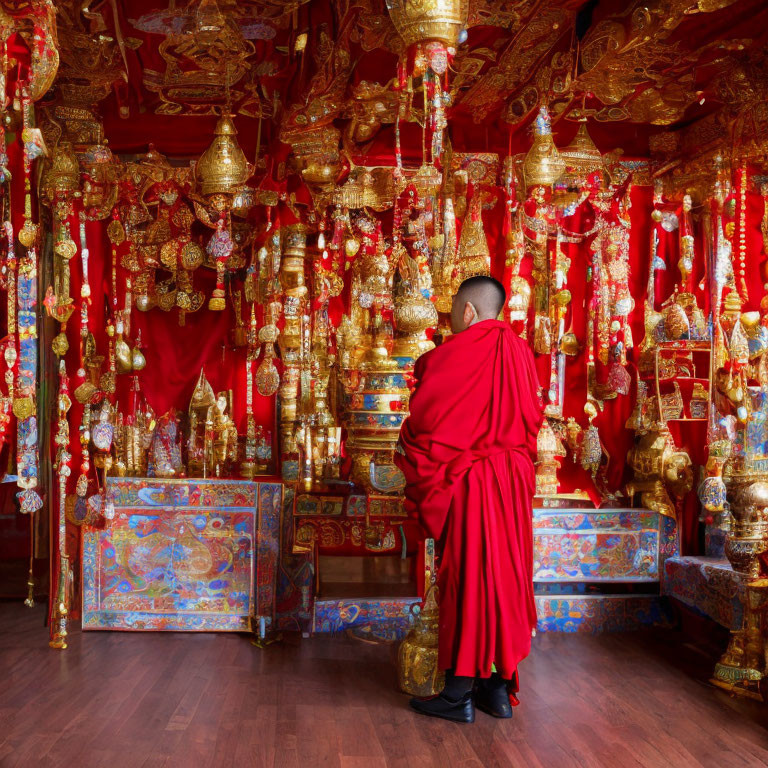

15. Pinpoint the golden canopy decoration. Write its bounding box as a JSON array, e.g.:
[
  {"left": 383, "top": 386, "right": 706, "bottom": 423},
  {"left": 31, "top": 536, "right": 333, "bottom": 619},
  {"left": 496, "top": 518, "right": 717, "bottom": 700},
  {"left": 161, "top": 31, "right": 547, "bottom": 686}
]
[
  {"left": 385, "top": 0, "right": 469, "bottom": 49},
  {"left": 559, "top": 120, "right": 605, "bottom": 185},
  {"left": 195, "top": 113, "right": 250, "bottom": 198}
]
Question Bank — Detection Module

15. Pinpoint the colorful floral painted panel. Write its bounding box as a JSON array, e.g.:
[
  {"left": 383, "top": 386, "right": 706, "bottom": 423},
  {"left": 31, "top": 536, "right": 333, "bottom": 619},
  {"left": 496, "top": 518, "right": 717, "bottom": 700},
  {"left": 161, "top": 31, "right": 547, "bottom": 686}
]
[
  {"left": 533, "top": 509, "right": 660, "bottom": 582},
  {"left": 83, "top": 479, "right": 266, "bottom": 631},
  {"left": 535, "top": 596, "right": 672, "bottom": 633}
]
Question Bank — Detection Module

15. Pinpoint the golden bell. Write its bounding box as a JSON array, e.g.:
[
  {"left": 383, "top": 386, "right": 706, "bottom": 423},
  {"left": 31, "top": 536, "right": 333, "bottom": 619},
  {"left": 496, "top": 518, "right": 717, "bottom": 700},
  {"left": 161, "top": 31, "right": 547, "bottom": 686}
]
[
  {"left": 386, "top": 0, "right": 468, "bottom": 49},
  {"left": 523, "top": 107, "right": 565, "bottom": 189},
  {"left": 196, "top": 114, "right": 250, "bottom": 198}
]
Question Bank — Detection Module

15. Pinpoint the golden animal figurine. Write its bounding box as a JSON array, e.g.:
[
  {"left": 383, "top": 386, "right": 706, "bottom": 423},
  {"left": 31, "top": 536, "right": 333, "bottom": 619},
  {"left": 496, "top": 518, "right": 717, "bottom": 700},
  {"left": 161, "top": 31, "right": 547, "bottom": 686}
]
[
  {"left": 625, "top": 425, "right": 693, "bottom": 518},
  {"left": 398, "top": 586, "right": 445, "bottom": 697}
]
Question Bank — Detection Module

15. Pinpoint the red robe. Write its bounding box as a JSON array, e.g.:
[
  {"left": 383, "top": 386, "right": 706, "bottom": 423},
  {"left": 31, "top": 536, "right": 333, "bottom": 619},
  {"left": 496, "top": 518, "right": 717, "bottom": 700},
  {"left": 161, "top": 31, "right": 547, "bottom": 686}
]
[{"left": 395, "top": 320, "right": 543, "bottom": 679}]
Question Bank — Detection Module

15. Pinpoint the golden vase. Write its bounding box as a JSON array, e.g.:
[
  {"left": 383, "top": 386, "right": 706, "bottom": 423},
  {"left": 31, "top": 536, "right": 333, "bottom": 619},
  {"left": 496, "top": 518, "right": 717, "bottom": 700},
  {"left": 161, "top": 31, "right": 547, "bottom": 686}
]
[{"left": 398, "top": 587, "right": 445, "bottom": 697}]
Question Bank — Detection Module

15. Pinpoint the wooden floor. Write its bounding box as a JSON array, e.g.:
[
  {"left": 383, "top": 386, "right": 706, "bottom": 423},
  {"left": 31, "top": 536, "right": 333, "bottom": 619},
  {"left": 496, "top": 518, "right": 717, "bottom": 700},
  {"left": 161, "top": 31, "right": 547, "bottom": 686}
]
[{"left": 1, "top": 602, "right": 768, "bottom": 768}]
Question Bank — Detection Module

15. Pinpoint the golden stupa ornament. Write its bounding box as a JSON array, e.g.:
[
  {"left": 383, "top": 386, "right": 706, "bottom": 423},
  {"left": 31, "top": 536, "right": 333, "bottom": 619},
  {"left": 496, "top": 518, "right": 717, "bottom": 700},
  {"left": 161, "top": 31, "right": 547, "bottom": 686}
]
[
  {"left": 196, "top": 113, "right": 250, "bottom": 198},
  {"left": 523, "top": 106, "right": 565, "bottom": 189},
  {"left": 385, "top": 0, "right": 469, "bottom": 49},
  {"left": 559, "top": 120, "right": 605, "bottom": 185}
]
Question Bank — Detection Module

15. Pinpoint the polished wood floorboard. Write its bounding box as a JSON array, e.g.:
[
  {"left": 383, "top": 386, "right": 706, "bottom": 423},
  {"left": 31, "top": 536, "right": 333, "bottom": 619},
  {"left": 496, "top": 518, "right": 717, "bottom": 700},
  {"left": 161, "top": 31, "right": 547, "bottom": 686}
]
[{"left": 1, "top": 601, "right": 767, "bottom": 768}]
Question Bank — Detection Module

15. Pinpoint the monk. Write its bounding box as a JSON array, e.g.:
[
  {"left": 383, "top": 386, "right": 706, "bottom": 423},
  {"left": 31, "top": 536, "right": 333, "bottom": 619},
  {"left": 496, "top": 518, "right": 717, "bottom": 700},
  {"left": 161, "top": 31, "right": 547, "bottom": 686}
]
[{"left": 395, "top": 275, "right": 543, "bottom": 724}]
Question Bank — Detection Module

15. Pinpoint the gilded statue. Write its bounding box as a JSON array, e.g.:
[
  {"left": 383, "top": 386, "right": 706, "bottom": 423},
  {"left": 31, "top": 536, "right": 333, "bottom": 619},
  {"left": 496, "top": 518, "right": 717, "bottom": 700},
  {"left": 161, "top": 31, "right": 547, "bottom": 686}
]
[{"left": 625, "top": 425, "right": 693, "bottom": 518}]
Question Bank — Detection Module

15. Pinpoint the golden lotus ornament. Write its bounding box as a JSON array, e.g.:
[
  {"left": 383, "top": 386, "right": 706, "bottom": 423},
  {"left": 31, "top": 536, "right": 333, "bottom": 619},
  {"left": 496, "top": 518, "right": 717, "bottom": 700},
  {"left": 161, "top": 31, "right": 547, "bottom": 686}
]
[
  {"left": 386, "top": 0, "right": 469, "bottom": 49},
  {"left": 196, "top": 114, "right": 251, "bottom": 198}
]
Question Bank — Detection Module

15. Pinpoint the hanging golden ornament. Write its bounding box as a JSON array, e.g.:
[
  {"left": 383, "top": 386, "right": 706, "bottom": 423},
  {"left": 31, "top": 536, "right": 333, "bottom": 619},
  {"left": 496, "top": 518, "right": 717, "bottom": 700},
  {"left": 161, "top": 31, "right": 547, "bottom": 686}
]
[
  {"left": 256, "top": 323, "right": 280, "bottom": 397},
  {"left": 196, "top": 114, "right": 251, "bottom": 199},
  {"left": 523, "top": 107, "right": 565, "bottom": 189},
  {"left": 454, "top": 195, "right": 490, "bottom": 285}
]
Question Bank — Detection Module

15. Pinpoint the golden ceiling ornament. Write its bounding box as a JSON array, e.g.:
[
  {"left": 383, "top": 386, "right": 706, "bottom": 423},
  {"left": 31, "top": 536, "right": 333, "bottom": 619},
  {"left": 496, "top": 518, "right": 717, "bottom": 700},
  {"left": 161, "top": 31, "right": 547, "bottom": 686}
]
[
  {"left": 142, "top": 0, "right": 256, "bottom": 117},
  {"left": 195, "top": 114, "right": 251, "bottom": 198},
  {"left": 344, "top": 79, "right": 399, "bottom": 144},
  {"left": 385, "top": 0, "right": 469, "bottom": 49},
  {"left": 523, "top": 106, "right": 565, "bottom": 189},
  {"left": 457, "top": 6, "right": 567, "bottom": 122}
]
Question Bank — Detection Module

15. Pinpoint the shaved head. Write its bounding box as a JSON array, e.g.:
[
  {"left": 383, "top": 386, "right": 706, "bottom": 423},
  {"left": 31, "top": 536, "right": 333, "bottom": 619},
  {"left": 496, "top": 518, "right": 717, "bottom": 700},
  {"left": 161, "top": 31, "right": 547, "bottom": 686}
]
[{"left": 450, "top": 276, "right": 506, "bottom": 333}]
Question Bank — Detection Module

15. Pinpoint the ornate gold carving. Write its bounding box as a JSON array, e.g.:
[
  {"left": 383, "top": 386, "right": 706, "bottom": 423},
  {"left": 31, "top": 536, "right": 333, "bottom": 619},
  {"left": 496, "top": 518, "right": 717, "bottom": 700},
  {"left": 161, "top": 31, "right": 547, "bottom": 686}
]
[{"left": 386, "top": 0, "right": 469, "bottom": 49}]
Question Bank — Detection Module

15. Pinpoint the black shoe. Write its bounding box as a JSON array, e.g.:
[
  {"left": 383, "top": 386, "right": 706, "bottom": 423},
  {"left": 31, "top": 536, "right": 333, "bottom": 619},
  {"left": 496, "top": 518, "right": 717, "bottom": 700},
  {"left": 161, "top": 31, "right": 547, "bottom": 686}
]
[
  {"left": 409, "top": 692, "right": 475, "bottom": 723},
  {"left": 475, "top": 678, "right": 513, "bottom": 719}
]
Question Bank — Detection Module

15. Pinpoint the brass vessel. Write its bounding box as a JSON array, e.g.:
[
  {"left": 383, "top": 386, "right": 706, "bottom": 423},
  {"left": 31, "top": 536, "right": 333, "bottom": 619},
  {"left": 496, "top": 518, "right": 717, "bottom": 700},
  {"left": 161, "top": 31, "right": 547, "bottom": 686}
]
[{"left": 398, "top": 587, "right": 445, "bottom": 697}]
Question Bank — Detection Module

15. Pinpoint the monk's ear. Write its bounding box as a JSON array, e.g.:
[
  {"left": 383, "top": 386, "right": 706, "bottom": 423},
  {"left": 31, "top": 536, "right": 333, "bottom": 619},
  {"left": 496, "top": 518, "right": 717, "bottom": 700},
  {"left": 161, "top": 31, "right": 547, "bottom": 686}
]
[{"left": 463, "top": 301, "right": 476, "bottom": 327}]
